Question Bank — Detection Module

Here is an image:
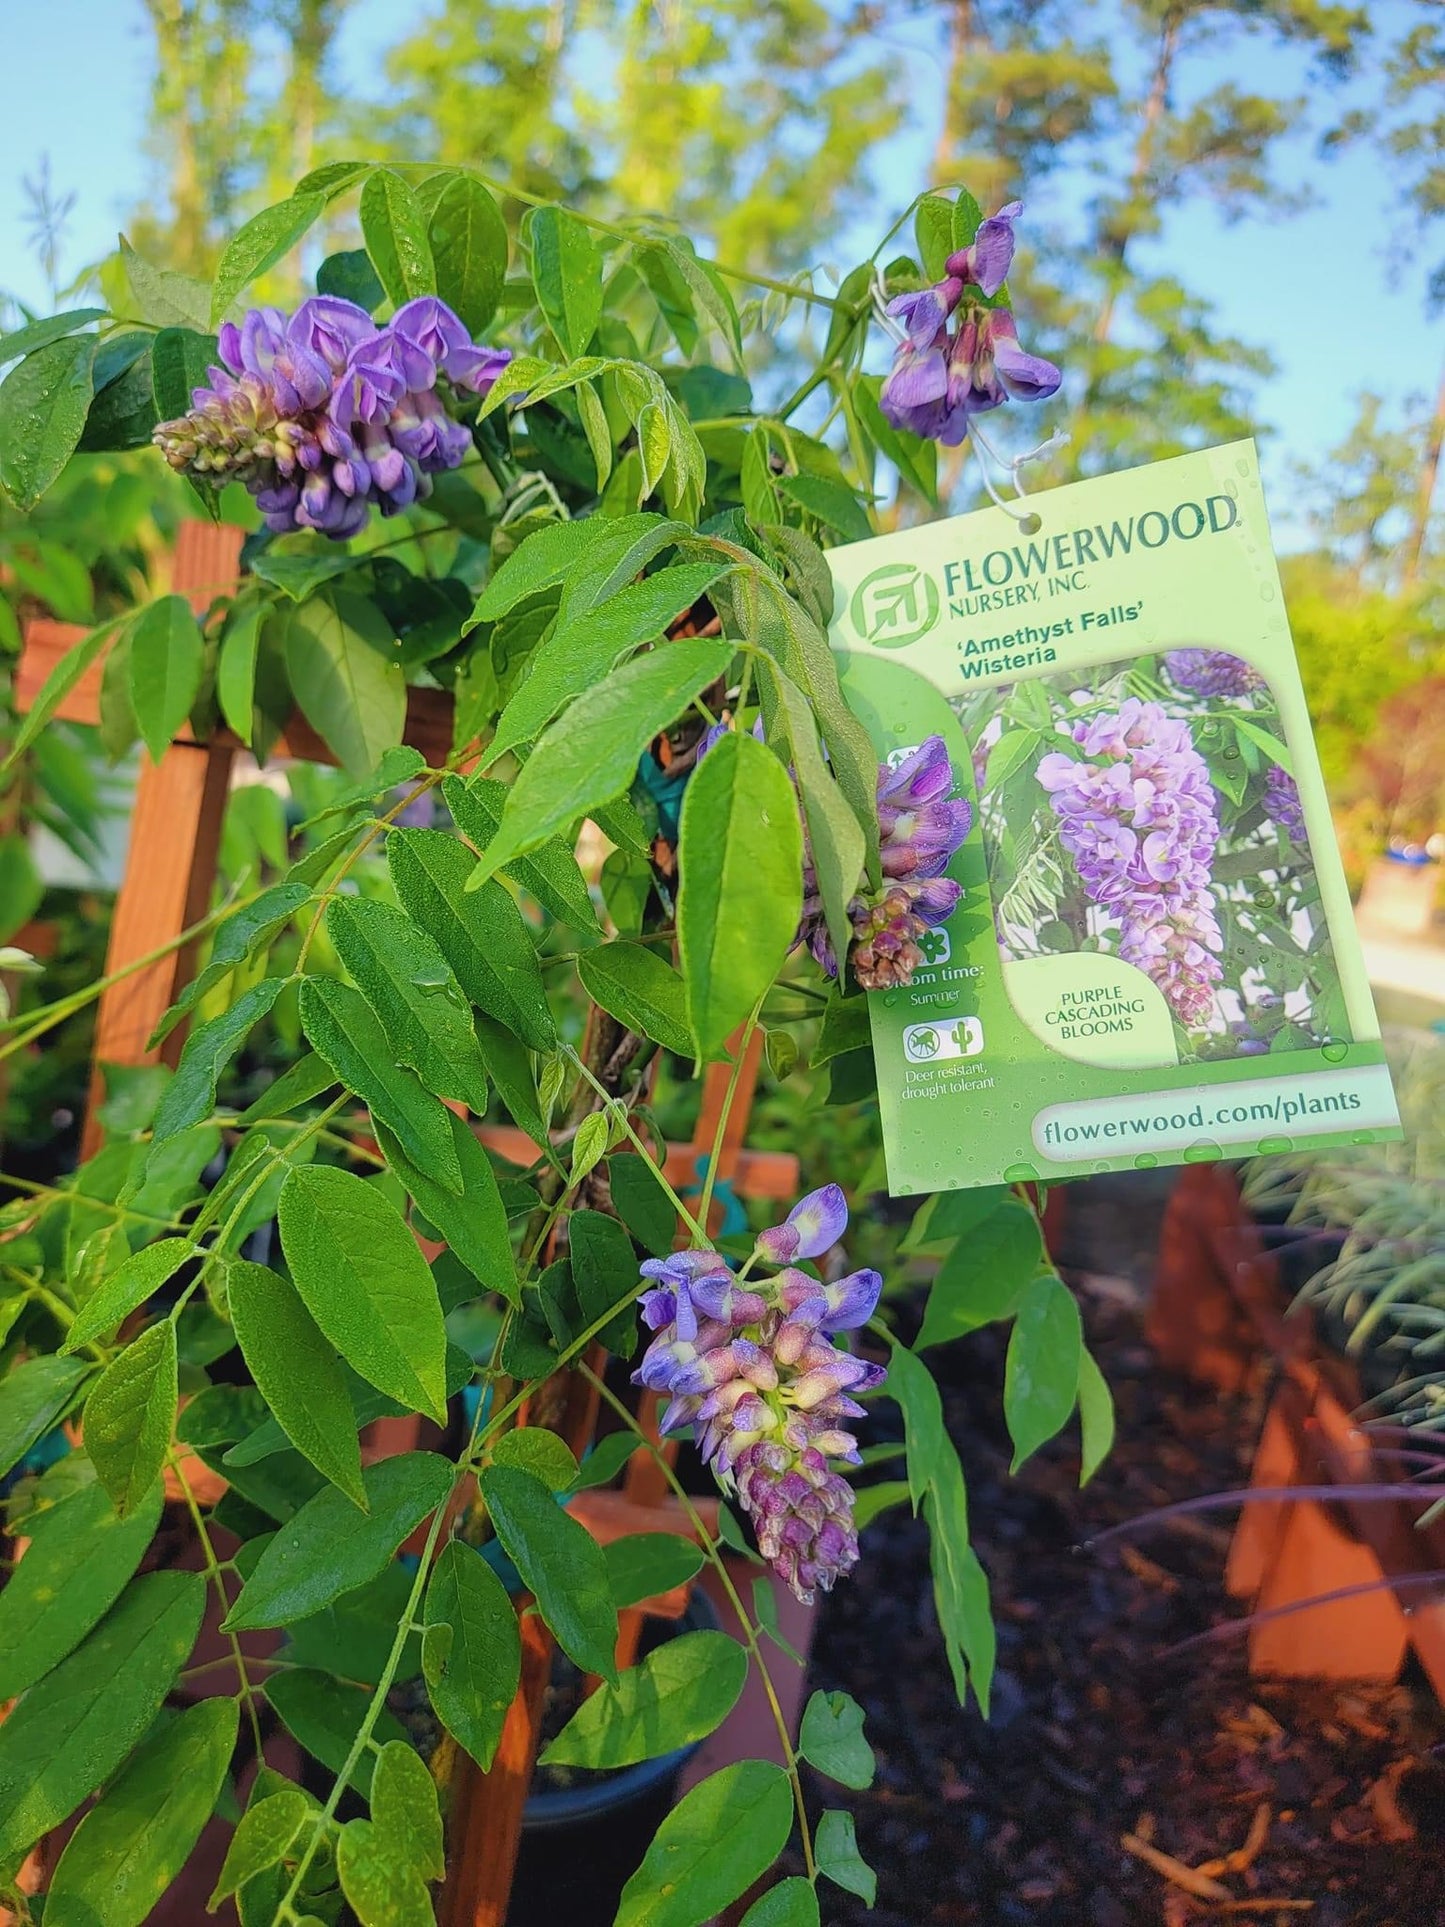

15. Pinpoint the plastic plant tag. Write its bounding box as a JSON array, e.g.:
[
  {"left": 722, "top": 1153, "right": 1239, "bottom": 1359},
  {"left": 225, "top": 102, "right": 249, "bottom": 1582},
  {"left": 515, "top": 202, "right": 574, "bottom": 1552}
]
[{"left": 825, "top": 440, "right": 1401, "bottom": 1194}]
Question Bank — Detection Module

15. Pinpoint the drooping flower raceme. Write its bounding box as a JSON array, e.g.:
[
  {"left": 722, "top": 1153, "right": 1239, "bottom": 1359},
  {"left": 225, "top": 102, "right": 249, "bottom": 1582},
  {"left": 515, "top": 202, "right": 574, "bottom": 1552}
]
[
  {"left": 879, "top": 201, "right": 1061, "bottom": 446},
  {"left": 1263, "top": 765, "right": 1305, "bottom": 841},
  {"left": 1163, "top": 650, "right": 1263, "bottom": 700},
  {"left": 634, "top": 1184, "right": 885, "bottom": 1602},
  {"left": 154, "top": 295, "right": 510, "bottom": 538},
  {"left": 1036, "top": 700, "right": 1224, "bottom": 1027},
  {"left": 806, "top": 736, "right": 973, "bottom": 990}
]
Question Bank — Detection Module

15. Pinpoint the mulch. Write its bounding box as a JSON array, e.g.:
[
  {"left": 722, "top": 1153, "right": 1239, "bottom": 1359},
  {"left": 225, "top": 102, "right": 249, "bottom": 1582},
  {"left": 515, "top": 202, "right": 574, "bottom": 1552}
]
[{"left": 796, "top": 1175, "right": 1445, "bottom": 1927}]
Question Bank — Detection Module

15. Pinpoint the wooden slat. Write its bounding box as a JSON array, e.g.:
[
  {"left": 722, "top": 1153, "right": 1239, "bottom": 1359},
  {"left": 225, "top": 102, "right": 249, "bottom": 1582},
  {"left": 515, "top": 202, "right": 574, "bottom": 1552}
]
[{"left": 477, "top": 1123, "right": 799, "bottom": 1202}]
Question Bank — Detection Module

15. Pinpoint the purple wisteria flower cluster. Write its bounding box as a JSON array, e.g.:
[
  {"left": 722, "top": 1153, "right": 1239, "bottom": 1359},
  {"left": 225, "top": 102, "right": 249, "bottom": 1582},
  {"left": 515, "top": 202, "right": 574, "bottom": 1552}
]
[
  {"left": 154, "top": 296, "right": 510, "bottom": 538},
  {"left": 1163, "top": 650, "right": 1263, "bottom": 700},
  {"left": 1036, "top": 699, "right": 1225, "bottom": 1027},
  {"left": 809, "top": 736, "right": 973, "bottom": 990},
  {"left": 1263, "top": 765, "right": 1305, "bottom": 841},
  {"left": 880, "top": 201, "right": 1061, "bottom": 446},
  {"left": 634, "top": 1184, "right": 884, "bottom": 1602}
]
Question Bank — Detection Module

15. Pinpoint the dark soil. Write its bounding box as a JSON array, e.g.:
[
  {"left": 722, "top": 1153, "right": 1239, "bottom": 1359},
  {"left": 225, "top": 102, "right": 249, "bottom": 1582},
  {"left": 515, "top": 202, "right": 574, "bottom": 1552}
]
[{"left": 798, "top": 1174, "right": 1445, "bottom": 1927}]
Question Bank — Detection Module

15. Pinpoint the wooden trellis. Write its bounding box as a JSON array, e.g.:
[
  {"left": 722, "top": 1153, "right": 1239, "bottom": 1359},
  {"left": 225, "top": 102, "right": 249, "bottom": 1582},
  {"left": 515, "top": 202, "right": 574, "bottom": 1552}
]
[{"left": 13, "top": 522, "right": 804, "bottom": 1925}]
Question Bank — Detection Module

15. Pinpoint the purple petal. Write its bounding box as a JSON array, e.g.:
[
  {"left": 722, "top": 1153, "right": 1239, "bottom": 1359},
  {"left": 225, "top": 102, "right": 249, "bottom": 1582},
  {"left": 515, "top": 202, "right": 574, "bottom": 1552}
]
[{"left": 820, "top": 1268, "right": 883, "bottom": 1331}]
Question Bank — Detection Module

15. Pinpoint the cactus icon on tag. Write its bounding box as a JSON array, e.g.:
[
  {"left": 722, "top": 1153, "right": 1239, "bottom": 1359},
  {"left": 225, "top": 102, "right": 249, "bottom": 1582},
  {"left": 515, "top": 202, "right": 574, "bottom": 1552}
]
[{"left": 903, "top": 1017, "right": 983, "bottom": 1063}]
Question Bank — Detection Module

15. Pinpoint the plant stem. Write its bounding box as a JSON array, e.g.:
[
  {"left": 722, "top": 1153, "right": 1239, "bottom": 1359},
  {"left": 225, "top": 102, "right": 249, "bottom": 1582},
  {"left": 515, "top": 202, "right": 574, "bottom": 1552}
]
[
  {"left": 565, "top": 1045, "right": 706, "bottom": 1244},
  {"left": 168, "top": 1446, "right": 265, "bottom": 1758},
  {"left": 696, "top": 1003, "right": 762, "bottom": 1234},
  {"left": 581, "top": 1363, "right": 818, "bottom": 1884}
]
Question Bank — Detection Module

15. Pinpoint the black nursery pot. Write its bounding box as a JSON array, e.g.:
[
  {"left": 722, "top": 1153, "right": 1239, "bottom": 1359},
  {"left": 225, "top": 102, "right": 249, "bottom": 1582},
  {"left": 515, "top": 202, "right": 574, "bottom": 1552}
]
[{"left": 506, "top": 1588, "right": 719, "bottom": 1927}]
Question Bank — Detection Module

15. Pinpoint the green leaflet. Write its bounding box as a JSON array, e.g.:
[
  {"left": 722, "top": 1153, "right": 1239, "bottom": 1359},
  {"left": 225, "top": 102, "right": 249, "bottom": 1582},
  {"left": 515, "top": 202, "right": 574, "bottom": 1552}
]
[
  {"left": 912, "top": 1200, "right": 1042, "bottom": 1349},
  {"left": 376, "top": 1114, "right": 519, "bottom": 1305},
  {"left": 540, "top": 1629, "right": 745, "bottom": 1769},
  {"left": 225, "top": 1453, "right": 454, "bottom": 1631},
  {"left": 61, "top": 1233, "right": 192, "bottom": 1356},
  {"left": 285, "top": 590, "right": 406, "bottom": 778},
  {"left": 209, "top": 1788, "right": 312, "bottom": 1907},
  {"left": 602, "top": 1533, "right": 706, "bottom": 1611},
  {"left": 1077, "top": 1345, "right": 1116, "bottom": 1486},
  {"left": 277, "top": 1164, "right": 450, "bottom": 1423},
  {"left": 567, "top": 1208, "right": 642, "bottom": 1356},
  {"left": 422, "top": 1540, "right": 521, "bottom": 1773},
  {"left": 360, "top": 168, "right": 436, "bottom": 307},
  {"left": 1004, "top": 1272, "right": 1084, "bottom": 1471},
  {"left": 484, "top": 561, "right": 728, "bottom": 768},
  {"left": 210, "top": 192, "right": 325, "bottom": 323},
  {"left": 84, "top": 1322, "right": 176, "bottom": 1517},
  {"left": 388, "top": 826, "right": 555, "bottom": 1052},
  {"left": 444, "top": 771, "right": 601, "bottom": 931},
  {"left": 615, "top": 1761, "right": 793, "bottom": 1927},
  {"left": 44, "top": 1697, "right": 238, "bottom": 1927},
  {"left": 816, "top": 1808, "right": 876, "bottom": 1905},
  {"left": 0, "top": 1479, "right": 164, "bottom": 1701},
  {"left": 0, "top": 332, "right": 96, "bottom": 512},
  {"left": 228, "top": 1259, "right": 366, "bottom": 1508},
  {"left": 576, "top": 942, "right": 694, "bottom": 1058},
  {"left": 470, "top": 639, "right": 733, "bottom": 882},
  {"left": 0, "top": 1570, "right": 205, "bottom": 1864},
  {"left": 149, "top": 975, "right": 286, "bottom": 1147},
  {"left": 128, "top": 594, "right": 204, "bottom": 762},
  {"left": 428, "top": 172, "right": 508, "bottom": 332},
  {"left": 0, "top": 1355, "right": 93, "bottom": 1477},
  {"left": 607, "top": 1152, "right": 677, "bottom": 1257},
  {"left": 677, "top": 731, "right": 802, "bottom": 1061},
  {"left": 298, "top": 976, "right": 464, "bottom": 1193},
  {"left": 148, "top": 881, "right": 310, "bottom": 1049},
  {"left": 739, "top": 1879, "right": 821, "bottom": 1927},
  {"left": 798, "top": 1688, "right": 876, "bottom": 1789},
  {"left": 326, "top": 893, "right": 491, "bottom": 1111},
  {"left": 529, "top": 203, "right": 602, "bottom": 356},
  {"left": 474, "top": 515, "right": 663, "bottom": 624},
  {"left": 151, "top": 323, "right": 219, "bottom": 422},
  {"left": 479, "top": 1465, "right": 618, "bottom": 1680}
]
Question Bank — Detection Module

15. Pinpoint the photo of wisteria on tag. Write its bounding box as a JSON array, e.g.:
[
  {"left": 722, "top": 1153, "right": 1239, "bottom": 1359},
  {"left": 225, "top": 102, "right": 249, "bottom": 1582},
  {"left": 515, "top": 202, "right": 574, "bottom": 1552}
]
[{"left": 954, "top": 649, "right": 1351, "bottom": 1065}]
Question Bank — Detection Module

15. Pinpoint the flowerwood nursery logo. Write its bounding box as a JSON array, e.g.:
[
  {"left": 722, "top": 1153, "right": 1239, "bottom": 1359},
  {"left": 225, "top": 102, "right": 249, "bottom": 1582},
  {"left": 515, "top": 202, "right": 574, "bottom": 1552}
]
[{"left": 849, "top": 561, "right": 941, "bottom": 649}]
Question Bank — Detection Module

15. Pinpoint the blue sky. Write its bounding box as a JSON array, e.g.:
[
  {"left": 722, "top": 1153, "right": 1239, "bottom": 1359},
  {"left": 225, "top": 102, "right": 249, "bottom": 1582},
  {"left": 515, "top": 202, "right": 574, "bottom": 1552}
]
[{"left": 0, "top": 0, "right": 1439, "bottom": 543}]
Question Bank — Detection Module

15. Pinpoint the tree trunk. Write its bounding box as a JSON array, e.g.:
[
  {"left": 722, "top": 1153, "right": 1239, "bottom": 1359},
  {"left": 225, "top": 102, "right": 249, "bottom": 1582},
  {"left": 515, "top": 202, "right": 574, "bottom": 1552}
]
[{"left": 1401, "top": 352, "right": 1445, "bottom": 590}]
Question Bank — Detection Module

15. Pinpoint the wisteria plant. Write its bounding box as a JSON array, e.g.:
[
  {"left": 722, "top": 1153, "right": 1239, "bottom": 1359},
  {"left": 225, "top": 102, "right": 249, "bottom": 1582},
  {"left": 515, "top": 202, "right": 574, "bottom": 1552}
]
[{"left": 0, "top": 167, "right": 1102, "bottom": 1926}]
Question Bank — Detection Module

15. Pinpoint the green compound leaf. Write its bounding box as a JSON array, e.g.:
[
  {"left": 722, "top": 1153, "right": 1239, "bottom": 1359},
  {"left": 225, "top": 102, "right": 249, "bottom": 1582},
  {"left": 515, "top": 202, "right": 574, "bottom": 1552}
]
[
  {"left": 0, "top": 1479, "right": 163, "bottom": 1702},
  {"left": 678, "top": 730, "right": 802, "bottom": 1061},
  {"left": 228, "top": 1259, "right": 366, "bottom": 1508},
  {"left": 277, "top": 1164, "right": 449, "bottom": 1423},
  {"left": 225, "top": 1452, "right": 453, "bottom": 1631},
  {"left": 265, "top": 1668, "right": 407, "bottom": 1799},
  {"left": 376, "top": 1113, "right": 519, "bottom": 1305},
  {"left": 84, "top": 1321, "right": 176, "bottom": 1518},
  {"left": 615, "top": 1760, "right": 794, "bottom": 1927},
  {"left": 479, "top": 1464, "right": 618, "bottom": 1681},
  {"left": 444, "top": 771, "right": 601, "bottom": 932},
  {"left": 0, "top": 1570, "right": 205, "bottom": 1864},
  {"left": 422, "top": 1540, "right": 521, "bottom": 1774},
  {"left": 541, "top": 1630, "right": 745, "bottom": 1770},
  {"left": 44, "top": 1696, "right": 237, "bottom": 1927}
]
